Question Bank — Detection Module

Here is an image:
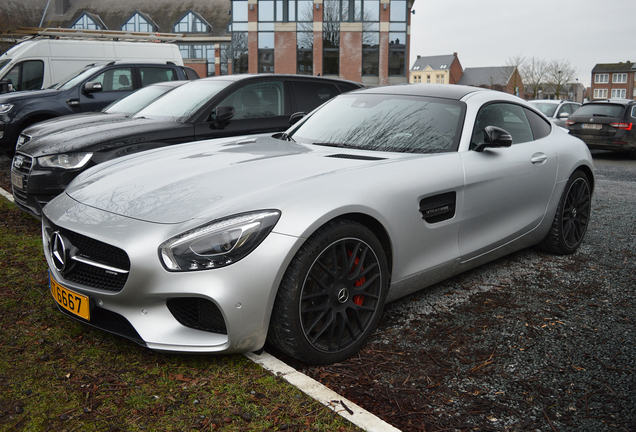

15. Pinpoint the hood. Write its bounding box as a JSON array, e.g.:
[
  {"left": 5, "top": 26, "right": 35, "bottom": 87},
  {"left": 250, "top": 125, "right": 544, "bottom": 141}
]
[
  {"left": 65, "top": 135, "right": 398, "bottom": 224},
  {"left": 0, "top": 88, "right": 59, "bottom": 103},
  {"left": 18, "top": 116, "right": 181, "bottom": 157},
  {"left": 21, "top": 112, "right": 118, "bottom": 140}
]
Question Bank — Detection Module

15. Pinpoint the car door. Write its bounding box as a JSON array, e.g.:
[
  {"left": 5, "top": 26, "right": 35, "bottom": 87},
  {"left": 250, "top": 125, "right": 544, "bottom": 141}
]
[
  {"left": 193, "top": 80, "right": 291, "bottom": 140},
  {"left": 78, "top": 67, "right": 135, "bottom": 112},
  {"left": 458, "top": 102, "right": 558, "bottom": 262}
]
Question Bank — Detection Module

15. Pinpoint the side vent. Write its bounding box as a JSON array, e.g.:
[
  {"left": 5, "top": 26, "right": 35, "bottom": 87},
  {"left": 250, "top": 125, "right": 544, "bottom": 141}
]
[{"left": 419, "top": 192, "right": 456, "bottom": 223}]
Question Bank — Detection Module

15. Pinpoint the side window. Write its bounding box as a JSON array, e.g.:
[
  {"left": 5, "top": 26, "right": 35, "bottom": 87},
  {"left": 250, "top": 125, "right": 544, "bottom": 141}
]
[
  {"left": 5, "top": 60, "right": 44, "bottom": 91},
  {"left": 524, "top": 107, "right": 551, "bottom": 140},
  {"left": 472, "top": 103, "right": 534, "bottom": 147},
  {"left": 91, "top": 68, "right": 133, "bottom": 92},
  {"left": 140, "top": 67, "right": 177, "bottom": 86},
  {"left": 292, "top": 81, "right": 339, "bottom": 113},
  {"left": 219, "top": 81, "right": 285, "bottom": 120}
]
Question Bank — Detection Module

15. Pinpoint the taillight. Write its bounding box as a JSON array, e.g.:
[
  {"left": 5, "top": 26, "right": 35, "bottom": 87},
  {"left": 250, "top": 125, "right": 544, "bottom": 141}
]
[
  {"left": 565, "top": 119, "right": 575, "bottom": 127},
  {"left": 610, "top": 122, "right": 633, "bottom": 130}
]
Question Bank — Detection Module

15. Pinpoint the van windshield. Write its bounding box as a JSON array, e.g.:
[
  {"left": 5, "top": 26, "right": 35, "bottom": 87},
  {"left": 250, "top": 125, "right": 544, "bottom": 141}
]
[{"left": 0, "top": 59, "right": 10, "bottom": 70}]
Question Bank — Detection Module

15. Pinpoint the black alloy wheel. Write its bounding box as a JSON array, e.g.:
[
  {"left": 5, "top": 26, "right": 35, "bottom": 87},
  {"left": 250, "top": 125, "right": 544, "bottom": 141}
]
[{"left": 269, "top": 220, "right": 388, "bottom": 365}]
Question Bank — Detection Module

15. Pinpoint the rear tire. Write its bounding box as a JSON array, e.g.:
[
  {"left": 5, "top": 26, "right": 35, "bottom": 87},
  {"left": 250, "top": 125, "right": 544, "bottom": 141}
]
[
  {"left": 539, "top": 170, "right": 591, "bottom": 254},
  {"left": 268, "top": 220, "right": 388, "bottom": 365}
]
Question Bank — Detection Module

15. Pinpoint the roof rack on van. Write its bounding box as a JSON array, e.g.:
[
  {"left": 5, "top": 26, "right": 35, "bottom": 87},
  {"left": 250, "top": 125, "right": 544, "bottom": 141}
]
[{"left": 14, "top": 27, "right": 185, "bottom": 42}]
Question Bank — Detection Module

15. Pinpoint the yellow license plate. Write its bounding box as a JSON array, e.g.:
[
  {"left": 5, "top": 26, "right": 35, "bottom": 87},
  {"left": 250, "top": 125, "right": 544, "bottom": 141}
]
[{"left": 51, "top": 277, "right": 90, "bottom": 321}]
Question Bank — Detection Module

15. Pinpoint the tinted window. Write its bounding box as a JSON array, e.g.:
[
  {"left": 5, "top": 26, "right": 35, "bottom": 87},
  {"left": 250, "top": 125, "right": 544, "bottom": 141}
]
[
  {"left": 574, "top": 104, "right": 625, "bottom": 118},
  {"left": 5, "top": 60, "right": 44, "bottom": 91},
  {"left": 524, "top": 107, "right": 551, "bottom": 140},
  {"left": 291, "top": 94, "right": 464, "bottom": 154},
  {"left": 140, "top": 67, "right": 177, "bottom": 86},
  {"left": 92, "top": 68, "right": 133, "bottom": 91},
  {"left": 530, "top": 102, "right": 557, "bottom": 117},
  {"left": 219, "top": 81, "right": 285, "bottom": 120},
  {"left": 473, "top": 103, "right": 533, "bottom": 146},
  {"left": 292, "top": 81, "right": 339, "bottom": 113}
]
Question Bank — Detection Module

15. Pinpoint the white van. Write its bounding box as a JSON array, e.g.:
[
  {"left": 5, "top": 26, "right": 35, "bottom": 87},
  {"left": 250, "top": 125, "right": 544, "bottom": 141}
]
[{"left": 0, "top": 38, "right": 183, "bottom": 93}]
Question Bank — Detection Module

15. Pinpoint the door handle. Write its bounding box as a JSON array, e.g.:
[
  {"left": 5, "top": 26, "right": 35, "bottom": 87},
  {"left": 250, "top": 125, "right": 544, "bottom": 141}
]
[{"left": 531, "top": 153, "right": 548, "bottom": 164}]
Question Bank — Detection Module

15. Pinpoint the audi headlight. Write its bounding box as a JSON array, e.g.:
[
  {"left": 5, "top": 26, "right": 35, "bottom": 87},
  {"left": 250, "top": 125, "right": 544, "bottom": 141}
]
[
  {"left": 0, "top": 103, "right": 13, "bottom": 114},
  {"left": 38, "top": 153, "right": 93, "bottom": 169},
  {"left": 159, "top": 210, "right": 281, "bottom": 271}
]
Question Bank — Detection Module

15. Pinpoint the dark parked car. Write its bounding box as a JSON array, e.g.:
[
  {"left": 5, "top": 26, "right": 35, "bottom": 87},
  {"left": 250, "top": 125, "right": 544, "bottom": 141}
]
[
  {"left": 16, "top": 80, "right": 188, "bottom": 150},
  {"left": 11, "top": 74, "right": 363, "bottom": 217},
  {"left": 0, "top": 61, "right": 199, "bottom": 156},
  {"left": 566, "top": 99, "right": 636, "bottom": 158}
]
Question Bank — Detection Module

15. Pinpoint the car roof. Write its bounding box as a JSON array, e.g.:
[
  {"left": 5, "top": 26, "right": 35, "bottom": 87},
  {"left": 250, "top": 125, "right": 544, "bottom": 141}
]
[
  {"left": 349, "top": 83, "right": 483, "bottom": 100},
  {"left": 583, "top": 98, "right": 635, "bottom": 106},
  {"left": 193, "top": 74, "right": 362, "bottom": 87}
]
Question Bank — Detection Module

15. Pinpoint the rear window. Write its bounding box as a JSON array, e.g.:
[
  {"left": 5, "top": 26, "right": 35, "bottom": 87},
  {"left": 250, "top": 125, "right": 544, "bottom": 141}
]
[{"left": 575, "top": 104, "right": 625, "bottom": 118}]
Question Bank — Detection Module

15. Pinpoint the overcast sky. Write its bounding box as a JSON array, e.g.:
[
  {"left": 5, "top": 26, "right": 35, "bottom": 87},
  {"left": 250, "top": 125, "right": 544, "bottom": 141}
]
[{"left": 409, "top": 0, "right": 636, "bottom": 88}]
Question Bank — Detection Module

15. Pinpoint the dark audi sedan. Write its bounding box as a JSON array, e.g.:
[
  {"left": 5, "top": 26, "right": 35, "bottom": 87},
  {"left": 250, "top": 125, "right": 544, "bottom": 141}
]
[
  {"left": 566, "top": 99, "right": 636, "bottom": 159},
  {"left": 11, "top": 74, "right": 362, "bottom": 217}
]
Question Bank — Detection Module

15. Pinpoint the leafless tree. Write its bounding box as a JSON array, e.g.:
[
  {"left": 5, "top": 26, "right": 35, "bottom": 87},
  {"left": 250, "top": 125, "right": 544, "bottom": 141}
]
[
  {"left": 546, "top": 59, "right": 577, "bottom": 99},
  {"left": 519, "top": 56, "right": 548, "bottom": 99}
]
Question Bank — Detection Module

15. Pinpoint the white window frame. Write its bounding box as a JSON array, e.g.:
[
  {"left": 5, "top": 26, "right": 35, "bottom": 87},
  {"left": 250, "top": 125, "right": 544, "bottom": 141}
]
[
  {"left": 593, "top": 88, "right": 608, "bottom": 99},
  {"left": 611, "top": 88, "right": 626, "bottom": 98},
  {"left": 594, "top": 73, "right": 609, "bottom": 84},
  {"left": 612, "top": 73, "right": 627, "bottom": 84}
]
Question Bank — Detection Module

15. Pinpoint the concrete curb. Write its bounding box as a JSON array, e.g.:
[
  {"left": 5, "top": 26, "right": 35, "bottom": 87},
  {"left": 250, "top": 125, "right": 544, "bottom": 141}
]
[
  {"left": 0, "top": 185, "right": 13, "bottom": 202},
  {"left": 245, "top": 351, "right": 401, "bottom": 432}
]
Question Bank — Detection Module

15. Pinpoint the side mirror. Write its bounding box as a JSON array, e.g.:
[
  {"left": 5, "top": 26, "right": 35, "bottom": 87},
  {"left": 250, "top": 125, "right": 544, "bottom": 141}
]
[
  {"left": 0, "top": 79, "right": 10, "bottom": 94},
  {"left": 82, "top": 81, "right": 103, "bottom": 94},
  {"left": 558, "top": 112, "right": 570, "bottom": 119},
  {"left": 211, "top": 105, "right": 235, "bottom": 130},
  {"left": 289, "top": 112, "right": 307, "bottom": 126},
  {"left": 474, "top": 126, "right": 513, "bottom": 152}
]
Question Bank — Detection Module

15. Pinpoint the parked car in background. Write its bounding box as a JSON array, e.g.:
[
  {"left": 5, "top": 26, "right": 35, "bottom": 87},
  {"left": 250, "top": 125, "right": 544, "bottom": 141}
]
[
  {"left": 41, "top": 84, "right": 594, "bottom": 365},
  {"left": 16, "top": 80, "right": 188, "bottom": 150},
  {"left": 0, "top": 61, "right": 199, "bottom": 156},
  {"left": 0, "top": 38, "right": 184, "bottom": 94},
  {"left": 566, "top": 99, "right": 636, "bottom": 159},
  {"left": 11, "top": 74, "right": 363, "bottom": 217},
  {"left": 528, "top": 100, "right": 581, "bottom": 127}
]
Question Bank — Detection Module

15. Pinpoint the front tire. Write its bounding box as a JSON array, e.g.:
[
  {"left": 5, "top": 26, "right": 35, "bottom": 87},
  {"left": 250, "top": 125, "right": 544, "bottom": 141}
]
[
  {"left": 268, "top": 220, "right": 389, "bottom": 365},
  {"left": 539, "top": 170, "right": 591, "bottom": 254}
]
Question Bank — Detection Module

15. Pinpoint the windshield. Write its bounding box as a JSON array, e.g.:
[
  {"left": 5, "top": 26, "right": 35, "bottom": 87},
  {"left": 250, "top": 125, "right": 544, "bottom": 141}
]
[
  {"left": 54, "top": 65, "right": 103, "bottom": 90},
  {"left": 0, "top": 59, "right": 10, "bottom": 71},
  {"left": 103, "top": 84, "right": 181, "bottom": 114},
  {"left": 574, "top": 104, "right": 625, "bottom": 118},
  {"left": 134, "top": 80, "right": 233, "bottom": 121},
  {"left": 529, "top": 102, "right": 558, "bottom": 117},
  {"left": 289, "top": 93, "right": 465, "bottom": 153}
]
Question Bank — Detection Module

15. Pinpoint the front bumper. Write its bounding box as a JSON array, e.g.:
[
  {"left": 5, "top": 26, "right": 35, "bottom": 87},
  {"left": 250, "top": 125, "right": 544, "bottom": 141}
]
[{"left": 42, "top": 195, "right": 299, "bottom": 354}]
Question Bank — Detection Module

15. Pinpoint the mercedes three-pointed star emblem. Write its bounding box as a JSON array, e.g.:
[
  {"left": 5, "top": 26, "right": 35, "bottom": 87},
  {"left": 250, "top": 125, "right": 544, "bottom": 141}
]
[{"left": 50, "top": 232, "right": 68, "bottom": 272}]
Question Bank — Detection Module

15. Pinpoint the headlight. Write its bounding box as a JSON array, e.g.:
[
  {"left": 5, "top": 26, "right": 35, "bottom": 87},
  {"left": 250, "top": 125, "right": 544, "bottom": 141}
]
[
  {"left": 159, "top": 210, "right": 281, "bottom": 271},
  {"left": 0, "top": 103, "right": 13, "bottom": 114},
  {"left": 38, "top": 153, "right": 93, "bottom": 169}
]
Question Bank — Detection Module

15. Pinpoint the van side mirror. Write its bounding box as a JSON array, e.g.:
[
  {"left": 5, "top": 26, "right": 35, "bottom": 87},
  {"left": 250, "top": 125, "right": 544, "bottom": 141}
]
[
  {"left": 211, "top": 105, "right": 235, "bottom": 130},
  {"left": 82, "top": 81, "right": 103, "bottom": 94},
  {"left": 0, "top": 79, "right": 11, "bottom": 94},
  {"left": 289, "top": 112, "right": 307, "bottom": 126},
  {"left": 474, "top": 126, "right": 513, "bottom": 152}
]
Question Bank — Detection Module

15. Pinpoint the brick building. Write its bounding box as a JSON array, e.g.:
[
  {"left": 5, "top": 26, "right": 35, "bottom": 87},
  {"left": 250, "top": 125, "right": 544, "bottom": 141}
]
[
  {"left": 457, "top": 66, "right": 524, "bottom": 98},
  {"left": 230, "top": 0, "right": 415, "bottom": 85},
  {"left": 590, "top": 62, "right": 635, "bottom": 100}
]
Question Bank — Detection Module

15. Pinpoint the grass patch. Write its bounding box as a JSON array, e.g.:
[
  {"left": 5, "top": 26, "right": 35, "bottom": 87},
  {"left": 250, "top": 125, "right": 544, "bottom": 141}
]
[{"left": 0, "top": 199, "right": 360, "bottom": 431}]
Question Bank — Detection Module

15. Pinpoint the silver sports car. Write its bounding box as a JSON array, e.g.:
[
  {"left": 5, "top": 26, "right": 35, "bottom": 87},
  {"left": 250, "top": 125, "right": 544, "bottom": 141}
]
[{"left": 42, "top": 84, "right": 594, "bottom": 365}]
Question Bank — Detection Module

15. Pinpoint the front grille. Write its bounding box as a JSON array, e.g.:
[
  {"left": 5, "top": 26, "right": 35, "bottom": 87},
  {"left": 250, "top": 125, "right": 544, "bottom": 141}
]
[
  {"left": 12, "top": 186, "right": 27, "bottom": 204},
  {"left": 48, "top": 220, "right": 130, "bottom": 292},
  {"left": 12, "top": 153, "right": 33, "bottom": 175},
  {"left": 167, "top": 298, "right": 227, "bottom": 334}
]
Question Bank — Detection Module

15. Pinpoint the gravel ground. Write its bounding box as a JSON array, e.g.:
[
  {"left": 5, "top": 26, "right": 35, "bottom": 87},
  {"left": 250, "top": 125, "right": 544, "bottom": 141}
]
[{"left": 1, "top": 151, "right": 635, "bottom": 431}]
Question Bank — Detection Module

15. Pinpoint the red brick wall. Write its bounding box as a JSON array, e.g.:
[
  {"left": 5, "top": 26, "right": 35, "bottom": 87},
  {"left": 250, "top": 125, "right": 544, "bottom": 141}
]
[
  {"left": 340, "top": 30, "right": 362, "bottom": 82},
  {"left": 275, "top": 31, "right": 297, "bottom": 74},
  {"left": 183, "top": 62, "right": 207, "bottom": 78}
]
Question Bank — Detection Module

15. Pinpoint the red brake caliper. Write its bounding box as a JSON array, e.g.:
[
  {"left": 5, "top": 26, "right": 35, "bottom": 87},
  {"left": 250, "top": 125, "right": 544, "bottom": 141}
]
[{"left": 348, "top": 252, "right": 365, "bottom": 305}]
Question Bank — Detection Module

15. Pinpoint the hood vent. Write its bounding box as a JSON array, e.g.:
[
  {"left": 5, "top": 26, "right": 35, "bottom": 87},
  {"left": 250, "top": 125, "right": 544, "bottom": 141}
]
[{"left": 327, "top": 154, "right": 386, "bottom": 161}]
